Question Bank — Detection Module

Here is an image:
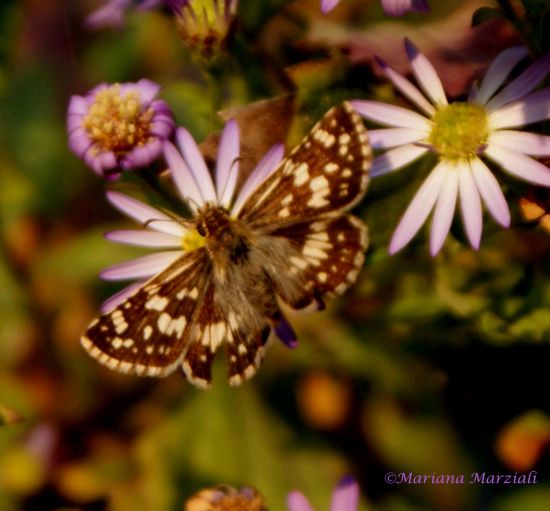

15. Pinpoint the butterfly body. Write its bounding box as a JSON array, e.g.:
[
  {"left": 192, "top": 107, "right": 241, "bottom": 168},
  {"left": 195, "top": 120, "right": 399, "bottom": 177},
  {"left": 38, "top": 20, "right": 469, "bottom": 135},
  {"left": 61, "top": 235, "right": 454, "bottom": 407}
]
[{"left": 82, "top": 102, "right": 372, "bottom": 387}]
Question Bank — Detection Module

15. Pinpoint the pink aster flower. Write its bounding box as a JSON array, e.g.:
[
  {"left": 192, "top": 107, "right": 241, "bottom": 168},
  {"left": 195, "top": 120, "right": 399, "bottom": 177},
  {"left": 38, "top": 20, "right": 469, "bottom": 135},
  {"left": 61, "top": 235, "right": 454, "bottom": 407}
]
[
  {"left": 322, "top": 0, "right": 429, "bottom": 16},
  {"left": 67, "top": 79, "right": 174, "bottom": 179},
  {"left": 86, "top": 0, "right": 162, "bottom": 29},
  {"left": 287, "top": 476, "right": 359, "bottom": 511},
  {"left": 100, "top": 121, "right": 298, "bottom": 347},
  {"left": 351, "top": 40, "right": 550, "bottom": 255}
]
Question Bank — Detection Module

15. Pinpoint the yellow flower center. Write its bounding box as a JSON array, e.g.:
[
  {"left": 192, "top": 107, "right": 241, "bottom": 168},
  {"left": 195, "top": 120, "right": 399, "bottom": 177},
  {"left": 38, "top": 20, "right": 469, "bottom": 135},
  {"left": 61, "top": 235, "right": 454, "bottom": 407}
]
[
  {"left": 83, "top": 84, "right": 154, "bottom": 153},
  {"left": 429, "top": 103, "right": 489, "bottom": 161},
  {"left": 182, "top": 229, "right": 206, "bottom": 251},
  {"left": 210, "top": 494, "right": 265, "bottom": 511}
]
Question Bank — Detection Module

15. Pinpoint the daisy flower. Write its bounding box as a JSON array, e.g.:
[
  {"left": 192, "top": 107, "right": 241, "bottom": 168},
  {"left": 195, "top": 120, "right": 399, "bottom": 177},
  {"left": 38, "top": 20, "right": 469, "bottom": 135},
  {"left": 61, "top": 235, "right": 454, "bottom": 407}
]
[
  {"left": 67, "top": 79, "right": 174, "bottom": 179},
  {"left": 287, "top": 476, "right": 359, "bottom": 511},
  {"left": 351, "top": 40, "right": 550, "bottom": 255},
  {"left": 100, "top": 120, "right": 298, "bottom": 346},
  {"left": 321, "top": 0, "right": 429, "bottom": 16}
]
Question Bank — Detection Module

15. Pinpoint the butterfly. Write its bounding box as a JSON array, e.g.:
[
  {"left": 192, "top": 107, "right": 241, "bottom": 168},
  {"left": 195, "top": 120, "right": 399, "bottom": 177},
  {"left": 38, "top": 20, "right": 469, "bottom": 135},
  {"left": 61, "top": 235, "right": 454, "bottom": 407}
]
[{"left": 82, "top": 101, "right": 372, "bottom": 388}]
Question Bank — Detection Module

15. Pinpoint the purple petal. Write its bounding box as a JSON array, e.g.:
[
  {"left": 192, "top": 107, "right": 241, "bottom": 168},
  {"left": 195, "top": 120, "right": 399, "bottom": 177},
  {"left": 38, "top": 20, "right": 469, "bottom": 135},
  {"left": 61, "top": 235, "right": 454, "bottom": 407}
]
[
  {"left": 458, "top": 164, "right": 482, "bottom": 249},
  {"left": 375, "top": 56, "right": 435, "bottom": 116},
  {"left": 163, "top": 141, "right": 204, "bottom": 212},
  {"left": 475, "top": 46, "right": 529, "bottom": 105},
  {"left": 330, "top": 476, "right": 359, "bottom": 511},
  {"left": 382, "top": 0, "right": 430, "bottom": 17},
  {"left": 105, "top": 230, "right": 182, "bottom": 248},
  {"left": 86, "top": 0, "right": 130, "bottom": 29},
  {"left": 430, "top": 166, "right": 458, "bottom": 256},
  {"left": 321, "top": 0, "right": 340, "bottom": 13},
  {"left": 488, "top": 130, "right": 550, "bottom": 156},
  {"left": 232, "top": 143, "right": 285, "bottom": 216},
  {"left": 100, "top": 251, "right": 182, "bottom": 280},
  {"left": 371, "top": 144, "right": 429, "bottom": 177},
  {"left": 106, "top": 191, "right": 177, "bottom": 234},
  {"left": 92, "top": 151, "right": 118, "bottom": 175},
  {"left": 135, "top": 78, "right": 161, "bottom": 105},
  {"left": 470, "top": 157, "right": 510, "bottom": 227},
  {"left": 67, "top": 95, "right": 89, "bottom": 116},
  {"left": 368, "top": 128, "right": 428, "bottom": 149},
  {"left": 489, "top": 88, "right": 550, "bottom": 129},
  {"left": 101, "top": 280, "right": 145, "bottom": 313},
  {"left": 274, "top": 315, "right": 298, "bottom": 349},
  {"left": 389, "top": 162, "right": 447, "bottom": 254},
  {"left": 176, "top": 128, "right": 217, "bottom": 203},
  {"left": 404, "top": 38, "right": 448, "bottom": 106},
  {"left": 351, "top": 100, "right": 430, "bottom": 130},
  {"left": 68, "top": 130, "right": 93, "bottom": 156},
  {"left": 122, "top": 139, "right": 162, "bottom": 169},
  {"left": 486, "top": 53, "right": 550, "bottom": 111},
  {"left": 287, "top": 491, "right": 315, "bottom": 511},
  {"left": 485, "top": 145, "right": 550, "bottom": 187},
  {"left": 216, "top": 120, "right": 240, "bottom": 207}
]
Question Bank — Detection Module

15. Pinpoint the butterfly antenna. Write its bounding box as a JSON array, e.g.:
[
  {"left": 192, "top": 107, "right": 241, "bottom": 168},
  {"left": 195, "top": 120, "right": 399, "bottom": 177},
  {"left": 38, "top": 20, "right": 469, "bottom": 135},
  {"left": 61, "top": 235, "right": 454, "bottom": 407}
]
[{"left": 218, "top": 156, "right": 243, "bottom": 207}]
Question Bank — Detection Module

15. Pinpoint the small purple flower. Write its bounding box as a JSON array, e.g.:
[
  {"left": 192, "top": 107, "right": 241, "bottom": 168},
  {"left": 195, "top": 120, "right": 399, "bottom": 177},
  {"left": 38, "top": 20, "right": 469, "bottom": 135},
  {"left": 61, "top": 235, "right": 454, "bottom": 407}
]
[
  {"left": 67, "top": 79, "right": 174, "bottom": 179},
  {"left": 86, "top": 0, "right": 162, "bottom": 29},
  {"left": 287, "top": 476, "right": 359, "bottom": 511},
  {"left": 351, "top": 40, "right": 550, "bottom": 255},
  {"left": 322, "top": 0, "right": 429, "bottom": 16}
]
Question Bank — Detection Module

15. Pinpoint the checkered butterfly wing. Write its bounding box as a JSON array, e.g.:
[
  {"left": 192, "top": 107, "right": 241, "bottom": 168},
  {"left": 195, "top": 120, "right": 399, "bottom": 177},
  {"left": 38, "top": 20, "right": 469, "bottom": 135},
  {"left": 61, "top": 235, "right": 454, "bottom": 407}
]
[{"left": 238, "top": 101, "right": 371, "bottom": 308}]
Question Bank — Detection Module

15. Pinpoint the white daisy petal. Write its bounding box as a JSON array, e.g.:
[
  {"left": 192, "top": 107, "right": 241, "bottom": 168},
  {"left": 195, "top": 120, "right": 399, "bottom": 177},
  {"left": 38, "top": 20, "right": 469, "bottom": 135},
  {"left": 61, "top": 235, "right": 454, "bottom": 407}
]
[
  {"left": 351, "top": 100, "right": 431, "bottom": 130},
  {"left": 475, "top": 46, "right": 529, "bottom": 105},
  {"left": 470, "top": 157, "right": 510, "bottom": 227},
  {"left": 371, "top": 144, "right": 429, "bottom": 177},
  {"left": 430, "top": 166, "right": 459, "bottom": 256},
  {"left": 458, "top": 163, "right": 483, "bottom": 249},
  {"left": 216, "top": 120, "right": 240, "bottom": 207},
  {"left": 485, "top": 145, "right": 550, "bottom": 187},
  {"left": 101, "top": 280, "right": 145, "bottom": 313},
  {"left": 488, "top": 130, "right": 550, "bottom": 156},
  {"left": 376, "top": 56, "right": 435, "bottom": 115},
  {"left": 176, "top": 127, "right": 217, "bottom": 203},
  {"left": 404, "top": 38, "right": 448, "bottom": 106},
  {"left": 106, "top": 191, "right": 178, "bottom": 235},
  {"left": 389, "top": 162, "right": 448, "bottom": 254},
  {"left": 105, "top": 230, "right": 183, "bottom": 248},
  {"left": 232, "top": 143, "right": 285, "bottom": 216},
  {"left": 368, "top": 128, "right": 428, "bottom": 149},
  {"left": 488, "top": 88, "right": 550, "bottom": 129},
  {"left": 100, "top": 251, "right": 182, "bottom": 281},
  {"left": 163, "top": 141, "right": 203, "bottom": 212},
  {"left": 287, "top": 492, "right": 315, "bottom": 511},
  {"left": 486, "top": 53, "right": 550, "bottom": 111}
]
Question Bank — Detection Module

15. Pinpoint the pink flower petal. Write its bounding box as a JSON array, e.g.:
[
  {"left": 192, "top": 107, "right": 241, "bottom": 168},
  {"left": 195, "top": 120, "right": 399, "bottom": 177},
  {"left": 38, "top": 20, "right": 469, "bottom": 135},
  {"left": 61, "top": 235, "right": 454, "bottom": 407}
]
[
  {"left": 351, "top": 100, "right": 431, "bottom": 130},
  {"left": 100, "top": 251, "right": 182, "bottom": 281},
  {"left": 176, "top": 128, "right": 217, "bottom": 203},
  {"left": 105, "top": 230, "right": 182, "bottom": 248},
  {"left": 488, "top": 130, "right": 550, "bottom": 156},
  {"left": 321, "top": 0, "right": 340, "bottom": 13},
  {"left": 232, "top": 143, "right": 285, "bottom": 216},
  {"left": 382, "top": 0, "right": 430, "bottom": 17},
  {"left": 106, "top": 191, "right": 178, "bottom": 234},
  {"left": 101, "top": 280, "right": 145, "bottom": 313},
  {"left": 371, "top": 144, "right": 429, "bottom": 177},
  {"left": 430, "top": 165, "right": 458, "bottom": 256},
  {"left": 458, "top": 163, "right": 482, "bottom": 249},
  {"left": 486, "top": 53, "right": 550, "bottom": 111},
  {"left": 485, "top": 145, "right": 550, "bottom": 187},
  {"left": 389, "top": 161, "right": 447, "bottom": 254},
  {"left": 488, "top": 88, "right": 550, "bottom": 129},
  {"left": 470, "top": 157, "right": 510, "bottom": 227},
  {"left": 368, "top": 128, "right": 428, "bottom": 149},
  {"left": 375, "top": 56, "right": 435, "bottom": 116},
  {"left": 475, "top": 46, "right": 529, "bottom": 105},
  {"left": 163, "top": 141, "right": 204, "bottom": 212},
  {"left": 404, "top": 38, "right": 448, "bottom": 107},
  {"left": 216, "top": 120, "right": 240, "bottom": 207},
  {"left": 330, "top": 476, "right": 359, "bottom": 511},
  {"left": 135, "top": 78, "right": 161, "bottom": 105},
  {"left": 287, "top": 491, "right": 315, "bottom": 511}
]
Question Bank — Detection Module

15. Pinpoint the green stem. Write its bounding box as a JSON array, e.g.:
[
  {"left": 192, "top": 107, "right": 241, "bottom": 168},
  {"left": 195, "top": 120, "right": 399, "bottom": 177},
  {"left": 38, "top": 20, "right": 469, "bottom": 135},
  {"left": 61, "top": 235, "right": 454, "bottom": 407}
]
[
  {"left": 497, "top": 0, "right": 541, "bottom": 56},
  {"left": 137, "top": 166, "right": 186, "bottom": 213}
]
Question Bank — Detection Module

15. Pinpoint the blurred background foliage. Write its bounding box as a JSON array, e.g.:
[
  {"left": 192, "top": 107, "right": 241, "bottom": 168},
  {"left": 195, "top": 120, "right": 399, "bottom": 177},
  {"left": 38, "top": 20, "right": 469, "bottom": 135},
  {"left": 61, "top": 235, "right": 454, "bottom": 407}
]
[{"left": 1, "top": 0, "right": 550, "bottom": 510}]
